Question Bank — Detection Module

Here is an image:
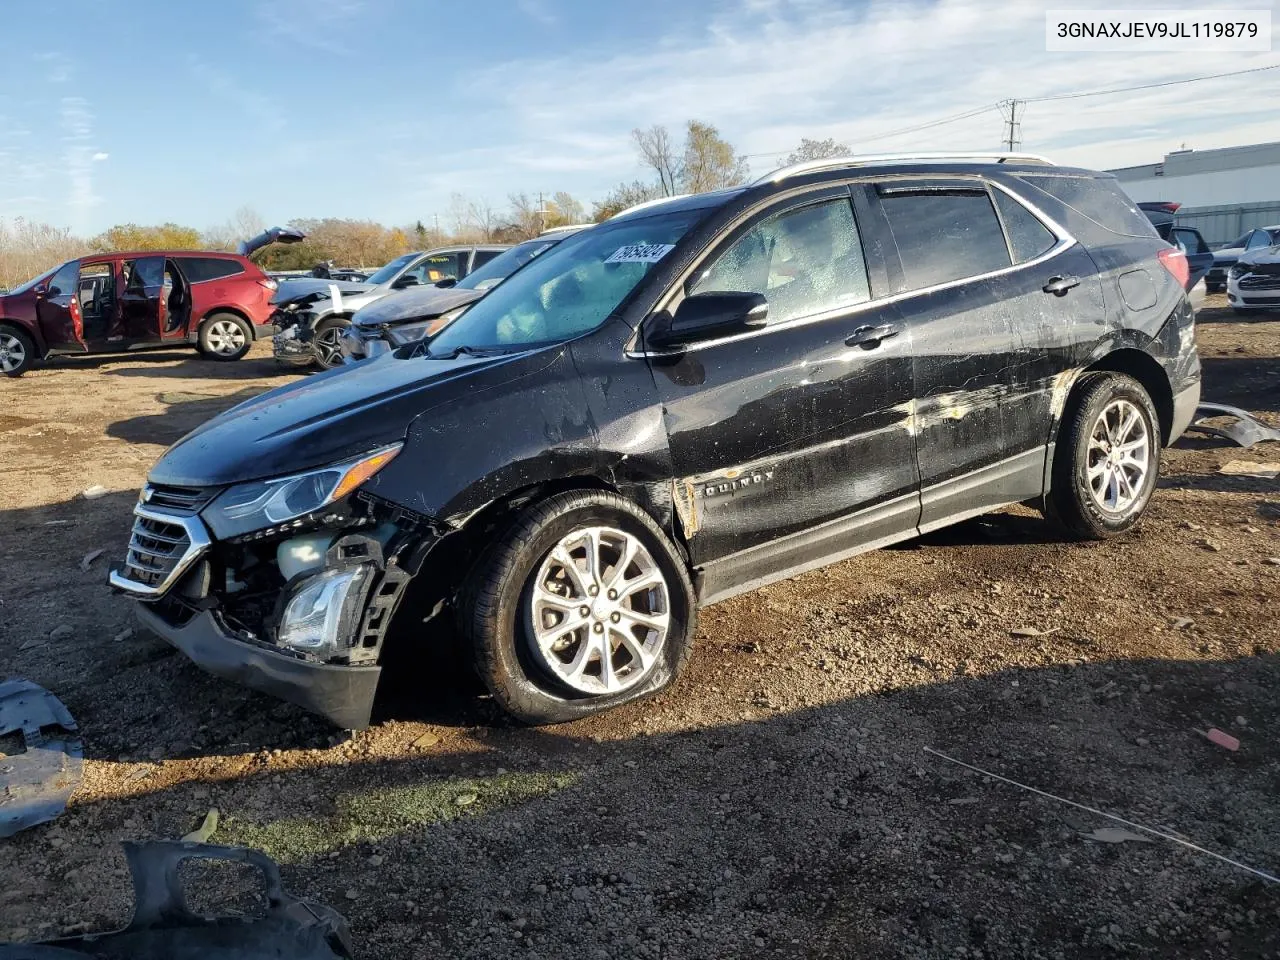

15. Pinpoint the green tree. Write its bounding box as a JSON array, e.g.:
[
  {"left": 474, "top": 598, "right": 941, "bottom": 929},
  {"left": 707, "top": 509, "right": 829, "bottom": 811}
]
[
  {"left": 93, "top": 222, "right": 202, "bottom": 252},
  {"left": 681, "top": 120, "right": 748, "bottom": 194}
]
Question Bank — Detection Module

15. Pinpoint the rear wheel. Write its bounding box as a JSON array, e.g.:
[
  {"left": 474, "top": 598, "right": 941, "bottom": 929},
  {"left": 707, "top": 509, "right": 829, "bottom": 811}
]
[
  {"left": 459, "top": 490, "right": 696, "bottom": 725},
  {"left": 197, "top": 313, "right": 252, "bottom": 361},
  {"left": 0, "top": 326, "right": 36, "bottom": 377},
  {"left": 312, "top": 317, "right": 349, "bottom": 369},
  {"left": 1049, "top": 372, "right": 1160, "bottom": 540}
]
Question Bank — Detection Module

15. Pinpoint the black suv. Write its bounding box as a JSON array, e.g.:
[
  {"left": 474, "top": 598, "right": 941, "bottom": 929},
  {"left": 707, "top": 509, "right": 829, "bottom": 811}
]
[{"left": 110, "top": 153, "right": 1200, "bottom": 729}]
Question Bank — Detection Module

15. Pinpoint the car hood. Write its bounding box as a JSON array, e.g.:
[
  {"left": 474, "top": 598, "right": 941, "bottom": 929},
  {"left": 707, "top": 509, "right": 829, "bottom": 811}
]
[
  {"left": 272, "top": 279, "right": 374, "bottom": 304},
  {"left": 1212, "top": 246, "right": 1245, "bottom": 264},
  {"left": 1237, "top": 244, "right": 1280, "bottom": 267},
  {"left": 351, "top": 287, "right": 485, "bottom": 329},
  {"left": 149, "top": 347, "right": 545, "bottom": 488}
]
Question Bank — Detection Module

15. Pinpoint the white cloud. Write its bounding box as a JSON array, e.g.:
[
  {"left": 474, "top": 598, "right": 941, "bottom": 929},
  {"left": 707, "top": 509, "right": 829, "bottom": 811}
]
[
  {"left": 516, "top": 0, "right": 557, "bottom": 26},
  {"left": 91, "top": 152, "right": 109, "bottom": 162},
  {"left": 60, "top": 97, "right": 101, "bottom": 232},
  {"left": 253, "top": 0, "right": 369, "bottom": 55},
  {"left": 455, "top": 0, "right": 1280, "bottom": 189}
]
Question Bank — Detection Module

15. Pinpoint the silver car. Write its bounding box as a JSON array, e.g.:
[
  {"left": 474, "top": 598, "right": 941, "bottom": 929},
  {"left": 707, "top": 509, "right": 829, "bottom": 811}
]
[{"left": 272, "top": 244, "right": 509, "bottom": 369}]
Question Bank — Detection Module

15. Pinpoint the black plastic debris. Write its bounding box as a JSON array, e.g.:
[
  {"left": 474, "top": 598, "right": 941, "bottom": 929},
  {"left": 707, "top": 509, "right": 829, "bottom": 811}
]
[
  {"left": 0, "top": 842, "right": 354, "bottom": 959},
  {"left": 0, "top": 678, "right": 83, "bottom": 838}
]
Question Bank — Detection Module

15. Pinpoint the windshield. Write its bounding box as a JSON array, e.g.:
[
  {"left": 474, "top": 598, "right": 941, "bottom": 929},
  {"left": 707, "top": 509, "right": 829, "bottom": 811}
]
[
  {"left": 7, "top": 264, "right": 61, "bottom": 295},
  {"left": 458, "top": 237, "right": 560, "bottom": 292},
  {"left": 365, "top": 253, "right": 419, "bottom": 286},
  {"left": 428, "top": 212, "right": 700, "bottom": 354}
]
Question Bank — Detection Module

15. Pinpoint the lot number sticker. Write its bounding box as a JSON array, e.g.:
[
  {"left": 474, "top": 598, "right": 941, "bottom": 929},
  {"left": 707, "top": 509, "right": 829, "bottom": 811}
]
[{"left": 606, "top": 243, "right": 675, "bottom": 264}]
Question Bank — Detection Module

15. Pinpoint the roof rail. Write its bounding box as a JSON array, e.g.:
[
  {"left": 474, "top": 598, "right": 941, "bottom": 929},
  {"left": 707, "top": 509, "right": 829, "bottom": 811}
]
[
  {"left": 607, "top": 193, "right": 690, "bottom": 220},
  {"left": 756, "top": 152, "right": 1054, "bottom": 184}
]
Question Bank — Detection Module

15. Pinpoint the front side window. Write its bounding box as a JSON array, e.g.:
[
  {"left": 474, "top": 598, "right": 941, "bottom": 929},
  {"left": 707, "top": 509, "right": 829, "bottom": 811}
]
[
  {"left": 78, "top": 263, "right": 114, "bottom": 316},
  {"left": 365, "top": 253, "right": 419, "bottom": 286},
  {"left": 880, "top": 189, "right": 1011, "bottom": 290},
  {"left": 124, "top": 257, "right": 164, "bottom": 293},
  {"left": 689, "top": 197, "right": 870, "bottom": 325},
  {"left": 992, "top": 190, "right": 1057, "bottom": 264},
  {"left": 427, "top": 210, "right": 702, "bottom": 354},
  {"left": 47, "top": 260, "right": 80, "bottom": 298}
]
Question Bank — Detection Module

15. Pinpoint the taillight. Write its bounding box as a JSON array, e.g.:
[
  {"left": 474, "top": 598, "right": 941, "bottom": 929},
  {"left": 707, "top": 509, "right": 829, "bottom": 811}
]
[
  {"left": 1157, "top": 246, "right": 1189, "bottom": 290},
  {"left": 70, "top": 296, "right": 82, "bottom": 325},
  {"left": 258, "top": 278, "right": 278, "bottom": 292}
]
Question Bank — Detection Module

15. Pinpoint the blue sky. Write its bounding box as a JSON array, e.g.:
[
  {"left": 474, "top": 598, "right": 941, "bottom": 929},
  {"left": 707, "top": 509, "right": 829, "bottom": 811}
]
[{"left": 1, "top": 0, "right": 1277, "bottom": 236}]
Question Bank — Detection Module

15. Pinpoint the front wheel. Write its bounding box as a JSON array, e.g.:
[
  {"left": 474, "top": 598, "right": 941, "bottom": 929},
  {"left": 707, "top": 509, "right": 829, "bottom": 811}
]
[
  {"left": 312, "top": 317, "right": 349, "bottom": 370},
  {"left": 459, "top": 490, "right": 696, "bottom": 725},
  {"left": 1048, "top": 372, "right": 1160, "bottom": 540},
  {"left": 197, "top": 313, "right": 253, "bottom": 361},
  {"left": 0, "top": 326, "right": 36, "bottom": 377}
]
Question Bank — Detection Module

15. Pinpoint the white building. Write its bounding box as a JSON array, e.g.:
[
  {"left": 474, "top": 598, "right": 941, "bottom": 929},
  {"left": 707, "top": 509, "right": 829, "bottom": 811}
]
[
  {"left": 1108, "top": 142, "right": 1280, "bottom": 207},
  {"left": 1108, "top": 142, "right": 1280, "bottom": 244}
]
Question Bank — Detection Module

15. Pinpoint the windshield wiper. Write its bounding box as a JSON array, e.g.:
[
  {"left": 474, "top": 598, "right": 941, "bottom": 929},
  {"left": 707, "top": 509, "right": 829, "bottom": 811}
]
[{"left": 427, "top": 344, "right": 496, "bottom": 360}]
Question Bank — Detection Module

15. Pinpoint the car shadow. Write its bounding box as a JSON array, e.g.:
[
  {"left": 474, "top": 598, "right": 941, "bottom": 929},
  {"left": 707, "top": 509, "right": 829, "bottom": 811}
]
[
  {"left": 0, "top": 653, "right": 1276, "bottom": 958},
  {"left": 1199, "top": 356, "right": 1280, "bottom": 414},
  {"left": 106, "top": 388, "right": 269, "bottom": 446}
]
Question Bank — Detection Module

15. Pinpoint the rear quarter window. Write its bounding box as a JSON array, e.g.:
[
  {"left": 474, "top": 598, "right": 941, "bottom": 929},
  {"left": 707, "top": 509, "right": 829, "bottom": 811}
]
[
  {"left": 179, "top": 257, "right": 245, "bottom": 283},
  {"left": 1017, "top": 174, "right": 1157, "bottom": 239}
]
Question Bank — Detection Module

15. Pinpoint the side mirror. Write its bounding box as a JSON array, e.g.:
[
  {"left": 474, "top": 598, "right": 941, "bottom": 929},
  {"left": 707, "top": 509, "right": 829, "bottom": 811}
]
[
  {"left": 646, "top": 291, "right": 768, "bottom": 350},
  {"left": 434, "top": 277, "right": 458, "bottom": 289},
  {"left": 33, "top": 281, "right": 48, "bottom": 299},
  {"left": 392, "top": 275, "right": 421, "bottom": 289}
]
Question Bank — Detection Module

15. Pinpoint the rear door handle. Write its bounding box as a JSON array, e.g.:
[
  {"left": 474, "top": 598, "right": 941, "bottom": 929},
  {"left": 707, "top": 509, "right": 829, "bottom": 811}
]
[
  {"left": 1043, "top": 275, "right": 1081, "bottom": 296},
  {"left": 845, "top": 323, "right": 900, "bottom": 348}
]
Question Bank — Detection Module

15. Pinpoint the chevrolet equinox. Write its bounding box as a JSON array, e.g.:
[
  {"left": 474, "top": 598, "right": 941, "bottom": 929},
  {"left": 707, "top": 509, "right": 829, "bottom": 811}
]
[{"left": 110, "top": 153, "right": 1200, "bottom": 728}]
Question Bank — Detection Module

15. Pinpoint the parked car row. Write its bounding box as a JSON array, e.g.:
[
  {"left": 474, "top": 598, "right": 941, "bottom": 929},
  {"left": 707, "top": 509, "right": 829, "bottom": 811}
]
[{"left": 108, "top": 152, "right": 1201, "bottom": 730}]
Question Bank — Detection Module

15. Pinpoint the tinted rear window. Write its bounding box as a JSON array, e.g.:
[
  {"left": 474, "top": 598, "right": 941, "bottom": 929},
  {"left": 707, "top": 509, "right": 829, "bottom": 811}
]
[
  {"left": 1017, "top": 174, "right": 1156, "bottom": 238},
  {"left": 879, "top": 189, "right": 1011, "bottom": 289},
  {"left": 179, "top": 257, "right": 245, "bottom": 283}
]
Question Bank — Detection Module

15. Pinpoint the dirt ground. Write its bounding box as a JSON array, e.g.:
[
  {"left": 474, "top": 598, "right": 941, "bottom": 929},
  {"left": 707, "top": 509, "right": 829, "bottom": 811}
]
[{"left": 1, "top": 297, "right": 1278, "bottom": 958}]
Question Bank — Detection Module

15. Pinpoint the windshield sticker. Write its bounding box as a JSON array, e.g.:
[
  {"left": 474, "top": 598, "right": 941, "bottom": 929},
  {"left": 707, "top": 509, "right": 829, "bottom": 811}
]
[{"left": 606, "top": 243, "right": 676, "bottom": 264}]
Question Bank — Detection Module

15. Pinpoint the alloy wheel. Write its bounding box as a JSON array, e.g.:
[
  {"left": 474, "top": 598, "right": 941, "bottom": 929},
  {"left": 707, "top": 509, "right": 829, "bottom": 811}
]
[
  {"left": 206, "top": 319, "right": 246, "bottom": 355},
  {"left": 527, "top": 526, "right": 670, "bottom": 695},
  {"left": 0, "top": 333, "right": 25, "bottom": 373},
  {"left": 314, "top": 327, "right": 344, "bottom": 367},
  {"left": 1086, "top": 398, "right": 1150, "bottom": 515}
]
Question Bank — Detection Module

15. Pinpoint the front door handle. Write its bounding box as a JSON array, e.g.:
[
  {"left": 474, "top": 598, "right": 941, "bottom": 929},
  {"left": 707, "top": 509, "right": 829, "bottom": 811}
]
[
  {"left": 845, "top": 323, "right": 900, "bottom": 348},
  {"left": 1043, "top": 275, "right": 1081, "bottom": 296}
]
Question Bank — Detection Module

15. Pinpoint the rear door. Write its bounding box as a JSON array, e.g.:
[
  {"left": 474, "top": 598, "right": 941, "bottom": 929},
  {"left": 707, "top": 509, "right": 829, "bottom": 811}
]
[
  {"left": 871, "top": 180, "right": 1047, "bottom": 529},
  {"left": 647, "top": 185, "right": 919, "bottom": 598},
  {"left": 119, "top": 256, "right": 166, "bottom": 341},
  {"left": 36, "top": 259, "right": 85, "bottom": 350}
]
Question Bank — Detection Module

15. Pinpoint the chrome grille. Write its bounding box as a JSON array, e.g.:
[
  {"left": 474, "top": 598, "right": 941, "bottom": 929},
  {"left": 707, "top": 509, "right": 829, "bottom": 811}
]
[
  {"left": 109, "top": 504, "right": 211, "bottom": 599},
  {"left": 1239, "top": 273, "right": 1280, "bottom": 290},
  {"left": 144, "top": 483, "right": 214, "bottom": 512}
]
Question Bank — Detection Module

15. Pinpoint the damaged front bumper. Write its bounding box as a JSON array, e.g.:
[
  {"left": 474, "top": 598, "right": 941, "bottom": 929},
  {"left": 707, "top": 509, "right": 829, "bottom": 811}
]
[
  {"left": 134, "top": 604, "right": 381, "bottom": 729},
  {"left": 111, "top": 487, "right": 436, "bottom": 729}
]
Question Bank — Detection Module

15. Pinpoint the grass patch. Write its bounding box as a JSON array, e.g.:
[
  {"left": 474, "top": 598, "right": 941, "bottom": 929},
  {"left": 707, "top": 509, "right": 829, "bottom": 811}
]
[{"left": 220, "top": 771, "right": 577, "bottom": 862}]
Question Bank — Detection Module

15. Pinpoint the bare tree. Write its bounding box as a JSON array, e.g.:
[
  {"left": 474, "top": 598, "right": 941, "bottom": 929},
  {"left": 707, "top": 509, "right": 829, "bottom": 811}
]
[
  {"left": 681, "top": 120, "right": 749, "bottom": 194},
  {"left": 507, "top": 193, "right": 544, "bottom": 240},
  {"left": 785, "top": 137, "right": 851, "bottom": 164},
  {"left": 548, "top": 191, "right": 585, "bottom": 226},
  {"left": 0, "top": 217, "right": 86, "bottom": 290},
  {"left": 632, "top": 125, "right": 681, "bottom": 197}
]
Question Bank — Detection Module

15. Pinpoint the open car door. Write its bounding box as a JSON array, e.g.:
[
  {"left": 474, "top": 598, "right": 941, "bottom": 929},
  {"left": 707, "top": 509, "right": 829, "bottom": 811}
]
[
  {"left": 36, "top": 259, "right": 87, "bottom": 351},
  {"left": 119, "top": 256, "right": 166, "bottom": 342}
]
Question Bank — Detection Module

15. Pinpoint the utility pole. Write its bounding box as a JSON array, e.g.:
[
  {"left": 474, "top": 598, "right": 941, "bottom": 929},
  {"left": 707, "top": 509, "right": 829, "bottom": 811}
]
[
  {"left": 537, "top": 191, "right": 545, "bottom": 234},
  {"left": 1001, "top": 99, "right": 1022, "bottom": 152},
  {"left": 433, "top": 213, "right": 439, "bottom": 243}
]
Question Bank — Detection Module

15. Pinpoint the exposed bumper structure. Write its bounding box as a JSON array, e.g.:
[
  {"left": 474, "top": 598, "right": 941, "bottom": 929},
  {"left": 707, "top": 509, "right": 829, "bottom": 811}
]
[{"left": 135, "top": 604, "right": 381, "bottom": 730}]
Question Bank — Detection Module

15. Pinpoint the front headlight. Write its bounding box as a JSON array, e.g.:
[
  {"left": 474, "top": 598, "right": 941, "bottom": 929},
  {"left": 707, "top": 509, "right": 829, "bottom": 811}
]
[
  {"left": 277, "top": 566, "right": 370, "bottom": 659},
  {"left": 386, "top": 307, "right": 466, "bottom": 347},
  {"left": 202, "top": 444, "right": 402, "bottom": 539}
]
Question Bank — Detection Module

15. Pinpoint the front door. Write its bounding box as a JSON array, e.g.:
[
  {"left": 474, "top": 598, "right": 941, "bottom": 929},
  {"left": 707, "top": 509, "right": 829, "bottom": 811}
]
[
  {"left": 36, "top": 260, "right": 85, "bottom": 350},
  {"left": 119, "top": 256, "right": 166, "bottom": 341},
  {"left": 646, "top": 187, "right": 919, "bottom": 601},
  {"left": 871, "top": 179, "right": 1049, "bottom": 531}
]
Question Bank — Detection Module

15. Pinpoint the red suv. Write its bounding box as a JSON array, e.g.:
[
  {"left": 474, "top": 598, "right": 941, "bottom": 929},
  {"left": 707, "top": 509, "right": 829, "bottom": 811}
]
[{"left": 0, "top": 251, "right": 280, "bottom": 376}]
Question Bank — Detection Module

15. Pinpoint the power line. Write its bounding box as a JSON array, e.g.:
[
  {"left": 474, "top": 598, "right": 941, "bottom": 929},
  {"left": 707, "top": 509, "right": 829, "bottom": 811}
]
[
  {"left": 1021, "top": 62, "right": 1280, "bottom": 103},
  {"left": 743, "top": 102, "right": 1001, "bottom": 159}
]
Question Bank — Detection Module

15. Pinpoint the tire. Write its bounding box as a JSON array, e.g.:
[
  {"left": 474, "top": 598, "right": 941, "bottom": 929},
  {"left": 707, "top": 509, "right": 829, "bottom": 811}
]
[
  {"left": 1048, "top": 372, "right": 1161, "bottom": 540},
  {"left": 311, "top": 317, "right": 349, "bottom": 370},
  {"left": 459, "top": 490, "right": 696, "bottom": 725},
  {"left": 197, "top": 313, "right": 253, "bottom": 361},
  {"left": 0, "top": 326, "right": 36, "bottom": 377}
]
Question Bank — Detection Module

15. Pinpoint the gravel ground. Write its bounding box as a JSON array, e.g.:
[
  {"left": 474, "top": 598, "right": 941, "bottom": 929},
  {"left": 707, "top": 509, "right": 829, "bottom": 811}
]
[{"left": 1, "top": 297, "right": 1278, "bottom": 958}]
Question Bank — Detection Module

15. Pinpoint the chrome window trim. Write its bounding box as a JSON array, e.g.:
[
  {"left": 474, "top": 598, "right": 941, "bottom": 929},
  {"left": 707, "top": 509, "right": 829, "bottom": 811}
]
[
  {"left": 108, "top": 503, "right": 212, "bottom": 600},
  {"left": 628, "top": 174, "right": 1076, "bottom": 358}
]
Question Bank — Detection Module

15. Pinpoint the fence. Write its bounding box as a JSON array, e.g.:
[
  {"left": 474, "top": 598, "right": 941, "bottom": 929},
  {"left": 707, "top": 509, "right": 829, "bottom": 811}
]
[{"left": 1173, "top": 202, "right": 1280, "bottom": 246}]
